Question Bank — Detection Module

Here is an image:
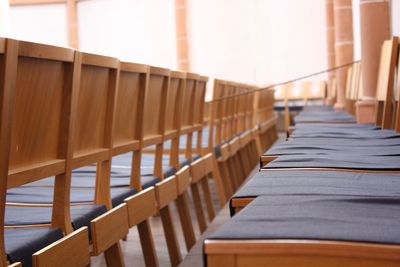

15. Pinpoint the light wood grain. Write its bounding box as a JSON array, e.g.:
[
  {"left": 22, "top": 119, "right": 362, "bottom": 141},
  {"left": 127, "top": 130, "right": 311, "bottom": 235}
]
[
  {"left": 205, "top": 239, "right": 400, "bottom": 267},
  {"left": 155, "top": 176, "right": 178, "bottom": 210},
  {"left": 18, "top": 40, "right": 74, "bottom": 62},
  {"left": 125, "top": 187, "right": 157, "bottom": 227},
  {"left": 91, "top": 203, "right": 129, "bottom": 255},
  {"left": 32, "top": 227, "right": 90, "bottom": 267},
  {"left": 175, "top": 166, "right": 190, "bottom": 195}
]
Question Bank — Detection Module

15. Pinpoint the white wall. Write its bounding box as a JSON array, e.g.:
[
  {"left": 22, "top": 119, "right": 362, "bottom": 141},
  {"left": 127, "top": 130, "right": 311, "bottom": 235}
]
[
  {"left": 78, "top": 0, "right": 177, "bottom": 69},
  {"left": 0, "top": 0, "right": 10, "bottom": 36},
  {"left": 8, "top": 3, "right": 68, "bottom": 46},
  {"left": 392, "top": 0, "right": 400, "bottom": 36},
  {"left": 5, "top": 0, "right": 388, "bottom": 90},
  {"left": 187, "top": 0, "right": 328, "bottom": 87}
]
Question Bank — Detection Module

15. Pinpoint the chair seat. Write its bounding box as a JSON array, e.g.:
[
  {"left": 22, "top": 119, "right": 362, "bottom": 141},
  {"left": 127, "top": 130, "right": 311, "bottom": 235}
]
[
  {"left": 286, "top": 137, "right": 400, "bottom": 147},
  {"left": 232, "top": 170, "right": 400, "bottom": 206},
  {"left": 291, "top": 129, "right": 399, "bottom": 139},
  {"left": 210, "top": 195, "right": 400, "bottom": 244},
  {"left": 141, "top": 175, "right": 161, "bottom": 189},
  {"left": 265, "top": 142, "right": 400, "bottom": 156},
  {"left": 5, "top": 205, "right": 106, "bottom": 230},
  {"left": 294, "top": 111, "right": 356, "bottom": 124},
  {"left": 263, "top": 154, "right": 400, "bottom": 170},
  {"left": 7, "top": 185, "right": 137, "bottom": 207},
  {"left": 5, "top": 227, "right": 63, "bottom": 267}
]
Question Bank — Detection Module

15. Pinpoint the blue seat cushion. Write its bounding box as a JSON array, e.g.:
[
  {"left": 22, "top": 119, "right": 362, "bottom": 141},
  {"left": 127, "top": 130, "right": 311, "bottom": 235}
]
[
  {"left": 7, "top": 185, "right": 137, "bottom": 206},
  {"left": 5, "top": 205, "right": 106, "bottom": 230},
  {"left": 265, "top": 142, "right": 400, "bottom": 156},
  {"left": 141, "top": 175, "right": 161, "bottom": 189},
  {"left": 231, "top": 171, "right": 400, "bottom": 215},
  {"left": 5, "top": 227, "right": 63, "bottom": 267},
  {"left": 210, "top": 195, "right": 400, "bottom": 244},
  {"left": 263, "top": 154, "right": 400, "bottom": 171}
]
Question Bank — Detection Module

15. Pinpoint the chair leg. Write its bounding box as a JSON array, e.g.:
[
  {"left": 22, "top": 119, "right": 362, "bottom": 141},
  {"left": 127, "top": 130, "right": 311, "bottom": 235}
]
[
  {"left": 160, "top": 205, "right": 182, "bottom": 267},
  {"left": 227, "top": 158, "right": 239, "bottom": 190},
  {"left": 176, "top": 192, "right": 196, "bottom": 250},
  {"left": 191, "top": 183, "right": 207, "bottom": 233},
  {"left": 104, "top": 242, "right": 125, "bottom": 267},
  {"left": 137, "top": 220, "right": 159, "bottom": 267},
  {"left": 218, "top": 161, "right": 234, "bottom": 198},
  {"left": 200, "top": 177, "right": 216, "bottom": 221},
  {"left": 211, "top": 155, "right": 228, "bottom": 206}
]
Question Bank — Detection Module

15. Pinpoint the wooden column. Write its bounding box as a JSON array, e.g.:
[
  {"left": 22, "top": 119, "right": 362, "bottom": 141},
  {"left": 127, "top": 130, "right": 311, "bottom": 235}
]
[
  {"left": 333, "top": 0, "right": 354, "bottom": 110},
  {"left": 356, "top": 0, "right": 391, "bottom": 124},
  {"left": 326, "top": 0, "right": 336, "bottom": 104},
  {"left": 175, "top": 0, "right": 189, "bottom": 71},
  {"left": 66, "top": 0, "right": 78, "bottom": 49}
]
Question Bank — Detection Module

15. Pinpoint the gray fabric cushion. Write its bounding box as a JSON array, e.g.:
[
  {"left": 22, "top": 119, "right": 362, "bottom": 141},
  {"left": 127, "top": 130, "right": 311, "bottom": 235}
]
[
  {"left": 285, "top": 137, "right": 400, "bottom": 147},
  {"left": 234, "top": 171, "right": 400, "bottom": 199},
  {"left": 291, "top": 130, "right": 399, "bottom": 139},
  {"left": 5, "top": 205, "right": 106, "bottom": 229},
  {"left": 210, "top": 195, "right": 400, "bottom": 244},
  {"left": 231, "top": 171, "right": 400, "bottom": 215},
  {"left": 7, "top": 186, "right": 138, "bottom": 206},
  {"left": 293, "top": 123, "right": 377, "bottom": 130},
  {"left": 265, "top": 142, "right": 400, "bottom": 156},
  {"left": 263, "top": 154, "right": 400, "bottom": 170},
  {"left": 5, "top": 227, "right": 63, "bottom": 267},
  {"left": 294, "top": 111, "right": 356, "bottom": 124}
]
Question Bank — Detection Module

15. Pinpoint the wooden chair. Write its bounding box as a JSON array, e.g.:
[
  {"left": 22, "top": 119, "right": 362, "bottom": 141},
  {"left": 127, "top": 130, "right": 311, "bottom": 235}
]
[
  {"left": 0, "top": 38, "right": 83, "bottom": 267},
  {"left": 3, "top": 44, "right": 129, "bottom": 266},
  {"left": 70, "top": 51, "right": 130, "bottom": 267}
]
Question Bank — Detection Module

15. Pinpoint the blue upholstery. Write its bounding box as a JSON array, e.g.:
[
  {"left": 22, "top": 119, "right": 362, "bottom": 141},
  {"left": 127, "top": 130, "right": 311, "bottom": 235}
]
[
  {"left": 5, "top": 227, "right": 63, "bottom": 267},
  {"left": 7, "top": 186, "right": 137, "bottom": 207},
  {"left": 263, "top": 154, "right": 400, "bottom": 170},
  {"left": 265, "top": 142, "right": 400, "bottom": 156},
  {"left": 5, "top": 205, "right": 106, "bottom": 228},
  {"left": 231, "top": 171, "right": 400, "bottom": 215},
  {"left": 210, "top": 195, "right": 400, "bottom": 244}
]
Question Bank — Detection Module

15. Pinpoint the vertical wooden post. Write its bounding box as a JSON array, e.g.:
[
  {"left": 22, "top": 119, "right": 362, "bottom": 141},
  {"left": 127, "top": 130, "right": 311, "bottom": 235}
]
[
  {"left": 356, "top": 0, "right": 391, "bottom": 124},
  {"left": 333, "top": 0, "right": 354, "bottom": 111},
  {"left": 175, "top": 0, "right": 189, "bottom": 71},
  {"left": 325, "top": 0, "right": 336, "bottom": 104}
]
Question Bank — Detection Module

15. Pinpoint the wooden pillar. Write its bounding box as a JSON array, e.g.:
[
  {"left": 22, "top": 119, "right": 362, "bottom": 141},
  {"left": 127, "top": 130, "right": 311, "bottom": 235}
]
[
  {"left": 175, "top": 0, "right": 189, "bottom": 71},
  {"left": 326, "top": 0, "right": 336, "bottom": 104},
  {"left": 66, "top": 0, "right": 79, "bottom": 49},
  {"left": 356, "top": 0, "right": 391, "bottom": 124},
  {"left": 333, "top": 0, "right": 354, "bottom": 110}
]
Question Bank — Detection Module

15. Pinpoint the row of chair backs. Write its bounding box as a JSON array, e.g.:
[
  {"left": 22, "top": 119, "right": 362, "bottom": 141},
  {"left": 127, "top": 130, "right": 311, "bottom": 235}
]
[
  {"left": 0, "top": 38, "right": 212, "bottom": 266},
  {"left": 208, "top": 79, "right": 273, "bottom": 150},
  {"left": 0, "top": 39, "right": 120, "bottom": 265}
]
